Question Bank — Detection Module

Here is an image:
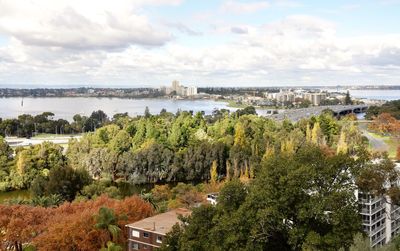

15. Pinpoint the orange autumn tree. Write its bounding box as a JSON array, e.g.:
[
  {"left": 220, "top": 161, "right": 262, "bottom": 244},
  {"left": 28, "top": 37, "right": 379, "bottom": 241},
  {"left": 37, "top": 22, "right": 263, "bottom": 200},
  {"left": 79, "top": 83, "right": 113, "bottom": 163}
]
[
  {"left": 0, "top": 195, "right": 153, "bottom": 251},
  {"left": 369, "top": 113, "right": 400, "bottom": 135},
  {"left": 33, "top": 195, "right": 153, "bottom": 251},
  {"left": 0, "top": 205, "right": 51, "bottom": 251}
]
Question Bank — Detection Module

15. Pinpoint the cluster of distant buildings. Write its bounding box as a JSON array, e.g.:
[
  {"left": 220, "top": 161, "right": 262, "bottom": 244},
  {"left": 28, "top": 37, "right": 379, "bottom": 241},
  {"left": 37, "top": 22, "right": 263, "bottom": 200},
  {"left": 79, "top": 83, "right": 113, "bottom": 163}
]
[
  {"left": 265, "top": 89, "right": 330, "bottom": 106},
  {"left": 160, "top": 80, "right": 198, "bottom": 97}
]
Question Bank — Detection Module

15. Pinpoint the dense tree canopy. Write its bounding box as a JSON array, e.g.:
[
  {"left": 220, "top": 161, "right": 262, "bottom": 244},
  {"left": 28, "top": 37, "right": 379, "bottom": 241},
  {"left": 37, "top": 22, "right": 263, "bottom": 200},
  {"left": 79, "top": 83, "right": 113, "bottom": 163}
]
[
  {"left": 366, "top": 100, "right": 400, "bottom": 120},
  {"left": 161, "top": 145, "right": 398, "bottom": 251}
]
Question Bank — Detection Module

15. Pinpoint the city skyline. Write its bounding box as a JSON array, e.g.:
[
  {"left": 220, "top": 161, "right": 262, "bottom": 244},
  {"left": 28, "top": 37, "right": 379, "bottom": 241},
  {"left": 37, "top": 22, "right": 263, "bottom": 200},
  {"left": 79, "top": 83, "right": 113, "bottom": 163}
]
[{"left": 0, "top": 0, "right": 399, "bottom": 87}]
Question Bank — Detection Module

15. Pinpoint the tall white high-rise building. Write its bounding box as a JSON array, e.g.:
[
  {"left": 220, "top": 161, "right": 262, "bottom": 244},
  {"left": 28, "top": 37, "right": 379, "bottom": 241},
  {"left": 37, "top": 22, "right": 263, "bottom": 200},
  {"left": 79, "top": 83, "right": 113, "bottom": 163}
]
[{"left": 169, "top": 80, "right": 197, "bottom": 96}]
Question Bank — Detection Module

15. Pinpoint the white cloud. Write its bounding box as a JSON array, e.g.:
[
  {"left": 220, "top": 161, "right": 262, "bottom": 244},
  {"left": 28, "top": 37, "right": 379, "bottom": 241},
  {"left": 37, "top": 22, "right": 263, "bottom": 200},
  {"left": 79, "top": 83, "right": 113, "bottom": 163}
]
[
  {"left": 221, "top": 1, "right": 270, "bottom": 14},
  {"left": 0, "top": 0, "right": 180, "bottom": 50},
  {"left": 0, "top": 9, "right": 400, "bottom": 86},
  {"left": 231, "top": 26, "right": 249, "bottom": 34}
]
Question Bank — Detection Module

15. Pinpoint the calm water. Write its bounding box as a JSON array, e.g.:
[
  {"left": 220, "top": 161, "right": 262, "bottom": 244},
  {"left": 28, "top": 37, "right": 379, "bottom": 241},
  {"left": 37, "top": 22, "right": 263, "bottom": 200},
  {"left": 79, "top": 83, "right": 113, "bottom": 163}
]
[
  {"left": 338, "top": 89, "right": 400, "bottom": 101},
  {"left": 0, "top": 89, "right": 398, "bottom": 120},
  {"left": 0, "top": 97, "right": 240, "bottom": 120},
  {"left": 0, "top": 190, "right": 31, "bottom": 203}
]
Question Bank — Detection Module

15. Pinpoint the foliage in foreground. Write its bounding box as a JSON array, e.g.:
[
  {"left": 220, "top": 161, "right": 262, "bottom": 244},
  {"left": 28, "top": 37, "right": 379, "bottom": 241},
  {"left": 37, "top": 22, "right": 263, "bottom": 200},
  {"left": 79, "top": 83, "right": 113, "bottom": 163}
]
[
  {"left": 161, "top": 145, "right": 399, "bottom": 251},
  {"left": 0, "top": 195, "right": 153, "bottom": 251}
]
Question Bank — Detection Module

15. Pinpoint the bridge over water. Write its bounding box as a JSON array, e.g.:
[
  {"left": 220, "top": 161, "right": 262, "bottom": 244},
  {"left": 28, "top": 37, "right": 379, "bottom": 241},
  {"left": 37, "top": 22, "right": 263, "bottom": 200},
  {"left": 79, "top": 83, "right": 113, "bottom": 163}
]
[{"left": 268, "top": 105, "right": 368, "bottom": 121}]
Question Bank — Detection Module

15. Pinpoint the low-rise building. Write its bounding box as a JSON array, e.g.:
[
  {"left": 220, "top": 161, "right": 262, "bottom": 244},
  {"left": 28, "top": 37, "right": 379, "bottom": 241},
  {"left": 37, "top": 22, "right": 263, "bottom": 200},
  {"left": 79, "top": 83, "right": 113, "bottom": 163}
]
[{"left": 126, "top": 208, "right": 192, "bottom": 251}]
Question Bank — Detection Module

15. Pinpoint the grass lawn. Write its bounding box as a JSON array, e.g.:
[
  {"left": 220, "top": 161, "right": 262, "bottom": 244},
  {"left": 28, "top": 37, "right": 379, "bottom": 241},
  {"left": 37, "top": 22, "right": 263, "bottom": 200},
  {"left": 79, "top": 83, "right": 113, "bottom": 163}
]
[
  {"left": 368, "top": 131, "right": 398, "bottom": 159},
  {"left": 384, "top": 137, "right": 399, "bottom": 159}
]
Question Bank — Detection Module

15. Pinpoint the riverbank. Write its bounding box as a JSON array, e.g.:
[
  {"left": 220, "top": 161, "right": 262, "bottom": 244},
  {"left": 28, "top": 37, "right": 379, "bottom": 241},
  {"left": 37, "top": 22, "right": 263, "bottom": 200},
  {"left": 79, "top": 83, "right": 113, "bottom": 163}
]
[{"left": 0, "top": 190, "right": 31, "bottom": 203}]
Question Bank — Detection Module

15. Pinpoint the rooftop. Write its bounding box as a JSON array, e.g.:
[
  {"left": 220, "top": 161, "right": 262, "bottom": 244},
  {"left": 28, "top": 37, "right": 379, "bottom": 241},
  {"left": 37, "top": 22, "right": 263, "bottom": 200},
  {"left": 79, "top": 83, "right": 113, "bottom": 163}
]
[{"left": 126, "top": 208, "right": 192, "bottom": 235}]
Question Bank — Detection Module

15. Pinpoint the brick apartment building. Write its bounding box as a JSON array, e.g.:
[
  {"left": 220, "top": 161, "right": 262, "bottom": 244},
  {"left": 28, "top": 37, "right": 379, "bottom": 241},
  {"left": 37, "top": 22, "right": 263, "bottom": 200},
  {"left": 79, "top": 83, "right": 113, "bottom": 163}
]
[{"left": 126, "top": 208, "right": 191, "bottom": 251}]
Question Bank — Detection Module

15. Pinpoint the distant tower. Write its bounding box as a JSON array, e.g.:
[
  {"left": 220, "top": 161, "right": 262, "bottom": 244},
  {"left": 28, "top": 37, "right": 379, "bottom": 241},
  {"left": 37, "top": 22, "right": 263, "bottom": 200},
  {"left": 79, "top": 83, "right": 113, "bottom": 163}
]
[{"left": 172, "top": 80, "right": 180, "bottom": 92}]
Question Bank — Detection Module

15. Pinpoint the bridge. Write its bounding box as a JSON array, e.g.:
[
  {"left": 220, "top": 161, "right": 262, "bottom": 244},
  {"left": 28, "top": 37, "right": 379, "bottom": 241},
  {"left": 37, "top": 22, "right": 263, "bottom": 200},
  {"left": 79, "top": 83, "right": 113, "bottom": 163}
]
[{"left": 268, "top": 105, "right": 369, "bottom": 121}]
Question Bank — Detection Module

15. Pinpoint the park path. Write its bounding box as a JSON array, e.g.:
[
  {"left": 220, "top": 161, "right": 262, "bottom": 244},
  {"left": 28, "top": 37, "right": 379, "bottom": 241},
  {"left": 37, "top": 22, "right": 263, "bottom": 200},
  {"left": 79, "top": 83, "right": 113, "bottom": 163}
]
[{"left": 358, "top": 121, "right": 389, "bottom": 152}]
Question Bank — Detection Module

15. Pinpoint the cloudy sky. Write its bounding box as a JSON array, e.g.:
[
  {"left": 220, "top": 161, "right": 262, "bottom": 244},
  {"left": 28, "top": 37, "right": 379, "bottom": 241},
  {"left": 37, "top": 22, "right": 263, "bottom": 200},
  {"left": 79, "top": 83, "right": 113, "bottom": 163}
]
[{"left": 0, "top": 0, "right": 399, "bottom": 87}]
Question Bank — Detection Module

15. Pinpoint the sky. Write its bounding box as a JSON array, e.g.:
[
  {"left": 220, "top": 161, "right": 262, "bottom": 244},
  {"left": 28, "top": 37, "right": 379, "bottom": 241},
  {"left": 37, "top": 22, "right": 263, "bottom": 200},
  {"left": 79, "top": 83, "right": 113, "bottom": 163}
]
[{"left": 0, "top": 0, "right": 399, "bottom": 87}]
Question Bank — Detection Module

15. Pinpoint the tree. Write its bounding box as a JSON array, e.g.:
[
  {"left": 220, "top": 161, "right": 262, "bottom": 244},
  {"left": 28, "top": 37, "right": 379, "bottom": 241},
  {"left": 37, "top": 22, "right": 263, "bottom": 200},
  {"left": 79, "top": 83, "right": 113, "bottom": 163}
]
[
  {"left": 100, "top": 241, "right": 123, "bottom": 251},
  {"left": 210, "top": 160, "right": 218, "bottom": 185},
  {"left": 311, "top": 122, "right": 322, "bottom": 145},
  {"left": 0, "top": 205, "right": 50, "bottom": 251},
  {"left": 31, "top": 195, "right": 153, "bottom": 251},
  {"left": 337, "top": 130, "right": 348, "bottom": 154},
  {"left": 397, "top": 146, "right": 400, "bottom": 162},
  {"left": 32, "top": 165, "right": 92, "bottom": 201},
  {"left": 163, "top": 145, "right": 365, "bottom": 251},
  {"left": 0, "top": 137, "right": 13, "bottom": 187},
  {"left": 95, "top": 207, "right": 121, "bottom": 246},
  {"left": 89, "top": 110, "right": 109, "bottom": 130},
  {"left": 345, "top": 91, "right": 352, "bottom": 105},
  {"left": 217, "top": 180, "right": 247, "bottom": 212},
  {"left": 144, "top": 106, "right": 151, "bottom": 118},
  {"left": 299, "top": 99, "right": 312, "bottom": 108},
  {"left": 235, "top": 106, "right": 257, "bottom": 117}
]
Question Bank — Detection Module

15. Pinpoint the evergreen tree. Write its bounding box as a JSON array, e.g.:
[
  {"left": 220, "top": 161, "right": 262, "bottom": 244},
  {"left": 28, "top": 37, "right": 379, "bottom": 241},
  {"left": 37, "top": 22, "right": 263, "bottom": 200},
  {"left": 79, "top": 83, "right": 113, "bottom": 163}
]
[{"left": 345, "top": 91, "right": 352, "bottom": 105}]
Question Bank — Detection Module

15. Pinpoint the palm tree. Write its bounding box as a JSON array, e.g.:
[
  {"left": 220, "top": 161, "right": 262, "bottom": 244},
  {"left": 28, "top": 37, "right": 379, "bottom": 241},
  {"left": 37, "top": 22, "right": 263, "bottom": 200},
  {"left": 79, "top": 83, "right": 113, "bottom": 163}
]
[
  {"left": 140, "top": 191, "right": 158, "bottom": 210},
  {"left": 95, "top": 207, "right": 121, "bottom": 245},
  {"left": 100, "top": 241, "right": 123, "bottom": 251}
]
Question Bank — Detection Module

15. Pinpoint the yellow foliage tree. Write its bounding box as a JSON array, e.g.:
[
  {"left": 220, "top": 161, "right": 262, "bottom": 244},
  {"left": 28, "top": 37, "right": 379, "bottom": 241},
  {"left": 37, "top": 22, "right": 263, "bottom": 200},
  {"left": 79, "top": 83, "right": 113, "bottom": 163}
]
[
  {"left": 311, "top": 122, "right": 321, "bottom": 145},
  {"left": 210, "top": 160, "right": 218, "bottom": 185},
  {"left": 337, "top": 131, "right": 348, "bottom": 154},
  {"left": 262, "top": 144, "right": 275, "bottom": 161},
  {"left": 306, "top": 123, "right": 312, "bottom": 143},
  {"left": 233, "top": 123, "right": 246, "bottom": 148},
  {"left": 281, "top": 138, "right": 294, "bottom": 154},
  {"left": 16, "top": 151, "right": 27, "bottom": 175}
]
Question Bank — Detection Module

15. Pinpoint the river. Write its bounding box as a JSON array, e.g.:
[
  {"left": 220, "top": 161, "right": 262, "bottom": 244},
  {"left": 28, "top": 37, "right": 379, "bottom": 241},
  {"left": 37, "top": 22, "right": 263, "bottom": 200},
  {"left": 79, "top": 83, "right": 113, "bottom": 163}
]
[
  {"left": 330, "top": 89, "right": 400, "bottom": 101},
  {"left": 0, "top": 97, "right": 240, "bottom": 120},
  {"left": 0, "top": 89, "right": 399, "bottom": 120}
]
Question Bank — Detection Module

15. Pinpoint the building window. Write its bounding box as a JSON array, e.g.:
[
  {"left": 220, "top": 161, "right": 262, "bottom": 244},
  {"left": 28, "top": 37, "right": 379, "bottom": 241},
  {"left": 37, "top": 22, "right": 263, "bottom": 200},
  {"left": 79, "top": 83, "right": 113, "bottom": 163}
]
[
  {"left": 131, "top": 242, "right": 139, "bottom": 250},
  {"left": 143, "top": 244, "right": 149, "bottom": 249},
  {"left": 131, "top": 229, "right": 140, "bottom": 238},
  {"left": 143, "top": 232, "right": 150, "bottom": 238},
  {"left": 157, "top": 235, "right": 163, "bottom": 243}
]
